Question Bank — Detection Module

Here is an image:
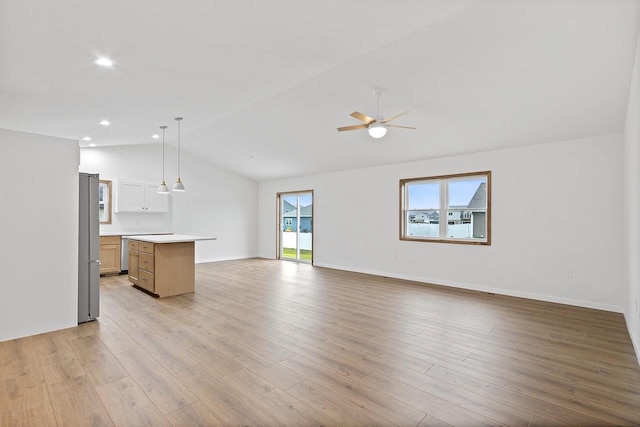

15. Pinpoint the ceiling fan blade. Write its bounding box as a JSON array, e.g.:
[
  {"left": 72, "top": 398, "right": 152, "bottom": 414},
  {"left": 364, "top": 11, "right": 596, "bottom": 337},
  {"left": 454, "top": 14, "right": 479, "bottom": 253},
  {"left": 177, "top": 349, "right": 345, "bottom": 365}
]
[
  {"left": 350, "top": 111, "right": 376, "bottom": 124},
  {"left": 381, "top": 111, "right": 410, "bottom": 123},
  {"left": 386, "top": 124, "right": 416, "bottom": 129},
  {"left": 337, "top": 124, "right": 369, "bottom": 132}
]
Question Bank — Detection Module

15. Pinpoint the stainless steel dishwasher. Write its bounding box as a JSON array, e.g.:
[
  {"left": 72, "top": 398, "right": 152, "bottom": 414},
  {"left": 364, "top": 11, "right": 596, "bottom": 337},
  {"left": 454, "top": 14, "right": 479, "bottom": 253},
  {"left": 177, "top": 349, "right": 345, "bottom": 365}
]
[{"left": 120, "top": 236, "right": 129, "bottom": 273}]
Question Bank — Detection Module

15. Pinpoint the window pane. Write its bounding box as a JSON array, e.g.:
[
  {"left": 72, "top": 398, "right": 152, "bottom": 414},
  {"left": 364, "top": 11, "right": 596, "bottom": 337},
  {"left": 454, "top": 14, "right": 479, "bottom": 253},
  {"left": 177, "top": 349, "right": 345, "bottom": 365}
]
[
  {"left": 282, "top": 194, "right": 298, "bottom": 213},
  {"left": 298, "top": 193, "right": 313, "bottom": 233},
  {"left": 446, "top": 220, "right": 473, "bottom": 238},
  {"left": 407, "top": 211, "right": 439, "bottom": 237},
  {"left": 400, "top": 171, "right": 490, "bottom": 244},
  {"left": 445, "top": 210, "right": 486, "bottom": 239},
  {"left": 448, "top": 178, "right": 487, "bottom": 209},
  {"left": 408, "top": 182, "right": 440, "bottom": 210},
  {"left": 472, "top": 212, "right": 487, "bottom": 239}
]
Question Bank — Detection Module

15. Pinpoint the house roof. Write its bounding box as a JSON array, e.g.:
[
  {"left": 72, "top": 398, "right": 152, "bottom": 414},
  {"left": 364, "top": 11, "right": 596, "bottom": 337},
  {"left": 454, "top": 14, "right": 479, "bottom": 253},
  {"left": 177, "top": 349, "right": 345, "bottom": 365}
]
[
  {"left": 467, "top": 182, "right": 487, "bottom": 209},
  {"left": 1, "top": 1, "right": 638, "bottom": 181},
  {"left": 300, "top": 205, "right": 312, "bottom": 217},
  {"left": 282, "top": 200, "right": 312, "bottom": 218},
  {"left": 282, "top": 200, "right": 297, "bottom": 216}
]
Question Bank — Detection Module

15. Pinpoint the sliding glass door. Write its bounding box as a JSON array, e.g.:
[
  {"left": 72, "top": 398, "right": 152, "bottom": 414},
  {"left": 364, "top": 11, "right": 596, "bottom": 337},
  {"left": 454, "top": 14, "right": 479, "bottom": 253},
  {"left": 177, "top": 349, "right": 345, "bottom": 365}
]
[{"left": 277, "top": 191, "right": 313, "bottom": 263}]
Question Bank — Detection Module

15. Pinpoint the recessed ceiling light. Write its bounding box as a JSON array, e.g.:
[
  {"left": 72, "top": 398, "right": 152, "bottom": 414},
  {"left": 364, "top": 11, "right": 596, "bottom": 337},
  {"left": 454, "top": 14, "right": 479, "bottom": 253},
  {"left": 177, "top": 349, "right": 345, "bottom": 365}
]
[
  {"left": 99, "top": 120, "right": 110, "bottom": 126},
  {"left": 95, "top": 57, "right": 113, "bottom": 67},
  {"left": 82, "top": 136, "right": 91, "bottom": 141},
  {"left": 88, "top": 143, "right": 97, "bottom": 147},
  {"left": 152, "top": 134, "right": 159, "bottom": 139}
]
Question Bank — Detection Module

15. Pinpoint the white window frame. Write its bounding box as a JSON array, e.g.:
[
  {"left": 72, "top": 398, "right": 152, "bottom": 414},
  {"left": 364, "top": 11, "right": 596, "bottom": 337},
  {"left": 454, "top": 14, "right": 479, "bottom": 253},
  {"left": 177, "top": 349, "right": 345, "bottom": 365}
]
[{"left": 400, "top": 171, "right": 491, "bottom": 245}]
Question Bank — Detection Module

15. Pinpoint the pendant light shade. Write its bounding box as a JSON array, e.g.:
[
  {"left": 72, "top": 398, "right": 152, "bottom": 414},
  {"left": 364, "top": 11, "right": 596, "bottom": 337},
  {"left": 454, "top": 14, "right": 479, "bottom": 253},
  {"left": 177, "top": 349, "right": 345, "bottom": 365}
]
[
  {"left": 172, "top": 117, "right": 186, "bottom": 192},
  {"left": 157, "top": 125, "right": 170, "bottom": 193},
  {"left": 172, "top": 178, "right": 185, "bottom": 192}
]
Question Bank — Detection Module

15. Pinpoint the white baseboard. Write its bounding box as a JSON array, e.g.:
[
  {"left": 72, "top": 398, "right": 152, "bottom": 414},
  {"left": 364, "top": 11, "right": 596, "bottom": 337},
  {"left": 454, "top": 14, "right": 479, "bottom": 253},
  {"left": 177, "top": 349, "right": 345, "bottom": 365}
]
[
  {"left": 195, "top": 255, "right": 258, "bottom": 264},
  {"left": 314, "top": 262, "right": 624, "bottom": 313}
]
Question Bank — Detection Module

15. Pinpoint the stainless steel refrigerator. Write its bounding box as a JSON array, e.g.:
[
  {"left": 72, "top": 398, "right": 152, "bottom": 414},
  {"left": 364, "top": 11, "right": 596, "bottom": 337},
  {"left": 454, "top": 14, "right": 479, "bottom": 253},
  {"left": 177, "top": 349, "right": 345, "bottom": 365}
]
[{"left": 78, "top": 172, "right": 100, "bottom": 323}]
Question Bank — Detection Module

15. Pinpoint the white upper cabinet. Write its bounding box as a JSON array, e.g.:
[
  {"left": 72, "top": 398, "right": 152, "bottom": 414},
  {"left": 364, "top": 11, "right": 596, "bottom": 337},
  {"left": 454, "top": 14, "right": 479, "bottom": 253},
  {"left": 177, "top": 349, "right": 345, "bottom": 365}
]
[
  {"left": 116, "top": 179, "right": 169, "bottom": 213},
  {"left": 143, "top": 183, "right": 169, "bottom": 212}
]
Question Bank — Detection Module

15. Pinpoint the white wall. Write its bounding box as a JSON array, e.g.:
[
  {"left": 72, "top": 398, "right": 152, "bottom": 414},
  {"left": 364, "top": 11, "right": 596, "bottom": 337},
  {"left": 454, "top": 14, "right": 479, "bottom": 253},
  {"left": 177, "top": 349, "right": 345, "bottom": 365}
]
[
  {"left": 80, "top": 144, "right": 258, "bottom": 262},
  {"left": 624, "top": 32, "right": 640, "bottom": 363},
  {"left": 259, "top": 134, "right": 624, "bottom": 312},
  {"left": 0, "top": 129, "right": 79, "bottom": 342},
  {"left": 81, "top": 145, "right": 173, "bottom": 235},
  {"left": 170, "top": 147, "right": 259, "bottom": 262}
]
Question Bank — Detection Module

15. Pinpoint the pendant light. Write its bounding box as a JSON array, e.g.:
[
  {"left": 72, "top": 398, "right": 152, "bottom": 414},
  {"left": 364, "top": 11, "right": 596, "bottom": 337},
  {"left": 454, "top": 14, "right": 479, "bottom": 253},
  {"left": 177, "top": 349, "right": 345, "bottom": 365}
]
[
  {"left": 157, "top": 125, "right": 169, "bottom": 193},
  {"left": 172, "top": 116, "right": 186, "bottom": 192}
]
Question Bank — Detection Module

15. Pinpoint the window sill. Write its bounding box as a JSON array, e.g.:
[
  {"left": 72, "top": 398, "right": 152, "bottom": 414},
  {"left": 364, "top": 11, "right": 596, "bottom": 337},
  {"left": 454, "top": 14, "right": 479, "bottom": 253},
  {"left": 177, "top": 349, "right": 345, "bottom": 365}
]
[{"left": 400, "top": 237, "right": 491, "bottom": 246}]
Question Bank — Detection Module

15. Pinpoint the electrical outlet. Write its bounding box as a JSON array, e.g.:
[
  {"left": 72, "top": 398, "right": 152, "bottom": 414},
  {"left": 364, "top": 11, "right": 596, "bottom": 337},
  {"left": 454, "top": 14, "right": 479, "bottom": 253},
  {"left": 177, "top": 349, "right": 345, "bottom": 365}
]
[{"left": 564, "top": 268, "right": 573, "bottom": 279}]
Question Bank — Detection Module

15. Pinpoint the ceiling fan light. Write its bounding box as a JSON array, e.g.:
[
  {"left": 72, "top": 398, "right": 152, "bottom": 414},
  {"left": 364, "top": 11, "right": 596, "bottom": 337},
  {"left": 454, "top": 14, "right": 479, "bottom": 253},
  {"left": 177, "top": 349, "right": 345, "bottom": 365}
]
[
  {"left": 94, "top": 57, "right": 113, "bottom": 67},
  {"left": 368, "top": 123, "right": 387, "bottom": 139}
]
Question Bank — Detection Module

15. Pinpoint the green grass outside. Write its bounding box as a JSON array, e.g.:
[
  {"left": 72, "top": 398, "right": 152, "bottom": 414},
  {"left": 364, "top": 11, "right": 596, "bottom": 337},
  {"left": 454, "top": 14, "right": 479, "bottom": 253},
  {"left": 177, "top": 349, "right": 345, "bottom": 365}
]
[{"left": 282, "top": 247, "right": 312, "bottom": 260}]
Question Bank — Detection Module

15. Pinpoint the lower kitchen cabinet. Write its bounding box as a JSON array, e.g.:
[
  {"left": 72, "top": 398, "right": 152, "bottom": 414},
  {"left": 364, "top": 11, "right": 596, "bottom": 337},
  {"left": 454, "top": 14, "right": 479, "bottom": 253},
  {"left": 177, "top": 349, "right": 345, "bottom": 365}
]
[
  {"left": 128, "top": 254, "right": 139, "bottom": 285},
  {"left": 128, "top": 239, "right": 194, "bottom": 297},
  {"left": 99, "top": 235, "right": 121, "bottom": 275}
]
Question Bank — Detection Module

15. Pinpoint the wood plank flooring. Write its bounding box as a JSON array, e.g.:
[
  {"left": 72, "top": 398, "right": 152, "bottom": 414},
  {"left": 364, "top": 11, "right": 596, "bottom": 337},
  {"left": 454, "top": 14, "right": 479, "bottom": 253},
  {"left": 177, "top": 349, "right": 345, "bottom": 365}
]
[{"left": 1, "top": 258, "right": 640, "bottom": 426}]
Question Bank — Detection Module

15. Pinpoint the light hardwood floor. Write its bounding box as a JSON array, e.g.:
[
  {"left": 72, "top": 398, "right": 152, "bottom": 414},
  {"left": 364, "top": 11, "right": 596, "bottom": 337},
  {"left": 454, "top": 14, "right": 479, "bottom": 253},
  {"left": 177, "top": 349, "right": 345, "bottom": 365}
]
[{"left": 1, "top": 258, "right": 640, "bottom": 426}]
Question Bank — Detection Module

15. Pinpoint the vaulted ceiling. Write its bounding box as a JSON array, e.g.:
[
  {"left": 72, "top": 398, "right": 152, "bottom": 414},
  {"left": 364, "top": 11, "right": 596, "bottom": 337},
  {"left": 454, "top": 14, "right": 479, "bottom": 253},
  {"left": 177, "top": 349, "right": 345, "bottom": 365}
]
[{"left": 1, "top": 0, "right": 638, "bottom": 181}]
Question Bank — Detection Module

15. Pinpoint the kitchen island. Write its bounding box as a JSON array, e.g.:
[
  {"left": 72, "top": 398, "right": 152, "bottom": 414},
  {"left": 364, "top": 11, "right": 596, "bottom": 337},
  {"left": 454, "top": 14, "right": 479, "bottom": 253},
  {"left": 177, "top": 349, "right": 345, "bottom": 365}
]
[{"left": 126, "top": 234, "right": 216, "bottom": 297}]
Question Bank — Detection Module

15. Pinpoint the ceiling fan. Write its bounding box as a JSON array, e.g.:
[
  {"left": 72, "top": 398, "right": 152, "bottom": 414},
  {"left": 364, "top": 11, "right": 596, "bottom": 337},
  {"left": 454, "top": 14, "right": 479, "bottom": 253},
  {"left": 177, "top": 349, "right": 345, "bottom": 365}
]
[{"left": 337, "top": 88, "right": 416, "bottom": 139}]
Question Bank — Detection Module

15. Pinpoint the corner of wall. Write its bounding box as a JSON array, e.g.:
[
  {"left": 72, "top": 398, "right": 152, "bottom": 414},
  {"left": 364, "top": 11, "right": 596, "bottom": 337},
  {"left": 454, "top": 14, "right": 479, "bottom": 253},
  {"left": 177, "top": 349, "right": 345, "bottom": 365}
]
[
  {"left": 625, "top": 312, "right": 640, "bottom": 366},
  {"left": 622, "top": 24, "right": 640, "bottom": 367}
]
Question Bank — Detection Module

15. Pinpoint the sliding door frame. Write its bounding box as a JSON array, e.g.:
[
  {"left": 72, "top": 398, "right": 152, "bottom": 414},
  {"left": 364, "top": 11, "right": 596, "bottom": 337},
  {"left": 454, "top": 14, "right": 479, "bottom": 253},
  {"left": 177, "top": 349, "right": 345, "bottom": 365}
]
[{"left": 276, "top": 190, "right": 314, "bottom": 265}]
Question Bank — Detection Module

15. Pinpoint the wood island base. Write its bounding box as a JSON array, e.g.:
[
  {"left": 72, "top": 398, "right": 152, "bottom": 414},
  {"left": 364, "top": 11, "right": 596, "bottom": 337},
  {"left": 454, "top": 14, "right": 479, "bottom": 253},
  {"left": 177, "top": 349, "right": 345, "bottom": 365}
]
[{"left": 128, "top": 240, "right": 195, "bottom": 297}]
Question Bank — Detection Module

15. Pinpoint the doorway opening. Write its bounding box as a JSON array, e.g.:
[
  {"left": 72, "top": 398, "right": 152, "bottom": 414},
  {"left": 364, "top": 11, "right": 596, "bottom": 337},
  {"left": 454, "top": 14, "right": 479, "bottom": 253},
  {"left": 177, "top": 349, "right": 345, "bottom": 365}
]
[{"left": 277, "top": 190, "right": 313, "bottom": 264}]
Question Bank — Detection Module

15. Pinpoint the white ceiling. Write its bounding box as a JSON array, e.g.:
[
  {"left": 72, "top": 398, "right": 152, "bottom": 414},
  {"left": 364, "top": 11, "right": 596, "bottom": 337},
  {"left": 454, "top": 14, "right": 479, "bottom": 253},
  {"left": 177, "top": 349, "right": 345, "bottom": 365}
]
[{"left": 1, "top": 0, "right": 638, "bottom": 181}]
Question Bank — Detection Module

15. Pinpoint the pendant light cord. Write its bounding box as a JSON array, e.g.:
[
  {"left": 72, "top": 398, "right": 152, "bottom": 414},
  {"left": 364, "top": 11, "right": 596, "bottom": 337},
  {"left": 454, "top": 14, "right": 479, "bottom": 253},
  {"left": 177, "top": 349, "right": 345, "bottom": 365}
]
[
  {"left": 177, "top": 118, "right": 181, "bottom": 179},
  {"left": 161, "top": 126, "right": 166, "bottom": 182},
  {"left": 172, "top": 117, "right": 185, "bottom": 191}
]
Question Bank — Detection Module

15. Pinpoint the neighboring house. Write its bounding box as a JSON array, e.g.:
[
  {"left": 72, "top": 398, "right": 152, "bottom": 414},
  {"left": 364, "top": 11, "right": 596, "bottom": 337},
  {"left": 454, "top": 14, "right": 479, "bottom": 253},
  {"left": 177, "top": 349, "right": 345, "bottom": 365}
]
[
  {"left": 446, "top": 206, "right": 468, "bottom": 224},
  {"left": 446, "top": 184, "right": 487, "bottom": 233},
  {"left": 282, "top": 200, "right": 313, "bottom": 232},
  {"left": 410, "top": 211, "right": 439, "bottom": 224},
  {"left": 466, "top": 182, "right": 487, "bottom": 238}
]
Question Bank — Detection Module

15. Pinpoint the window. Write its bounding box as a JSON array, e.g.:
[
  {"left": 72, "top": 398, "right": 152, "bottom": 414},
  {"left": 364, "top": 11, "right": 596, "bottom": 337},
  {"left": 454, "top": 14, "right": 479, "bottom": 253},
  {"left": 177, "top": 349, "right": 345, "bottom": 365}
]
[{"left": 400, "top": 171, "right": 491, "bottom": 245}]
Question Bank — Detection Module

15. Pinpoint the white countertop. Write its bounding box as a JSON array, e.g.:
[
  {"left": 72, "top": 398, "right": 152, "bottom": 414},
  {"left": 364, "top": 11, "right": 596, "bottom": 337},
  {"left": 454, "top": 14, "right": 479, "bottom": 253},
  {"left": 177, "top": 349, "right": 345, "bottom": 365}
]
[
  {"left": 127, "top": 234, "right": 217, "bottom": 243},
  {"left": 100, "top": 232, "right": 172, "bottom": 237}
]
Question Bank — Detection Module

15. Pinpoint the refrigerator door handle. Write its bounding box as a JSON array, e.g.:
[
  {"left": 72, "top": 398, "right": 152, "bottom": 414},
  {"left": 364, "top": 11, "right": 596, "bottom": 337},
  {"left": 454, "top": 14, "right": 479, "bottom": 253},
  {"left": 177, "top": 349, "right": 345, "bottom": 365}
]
[{"left": 90, "top": 259, "right": 101, "bottom": 265}]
